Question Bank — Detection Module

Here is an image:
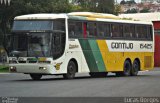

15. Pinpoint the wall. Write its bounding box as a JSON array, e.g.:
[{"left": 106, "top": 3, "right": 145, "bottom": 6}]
[{"left": 153, "top": 21, "right": 160, "bottom": 67}]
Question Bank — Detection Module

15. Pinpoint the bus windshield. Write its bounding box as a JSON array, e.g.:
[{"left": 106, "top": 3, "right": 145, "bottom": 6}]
[
  {"left": 8, "top": 19, "right": 66, "bottom": 58},
  {"left": 8, "top": 33, "right": 51, "bottom": 57}
]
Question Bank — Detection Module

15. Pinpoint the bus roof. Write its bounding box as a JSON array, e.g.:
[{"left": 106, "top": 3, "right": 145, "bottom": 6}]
[
  {"left": 14, "top": 12, "right": 152, "bottom": 25},
  {"left": 14, "top": 14, "right": 67, "bottom": 20}
]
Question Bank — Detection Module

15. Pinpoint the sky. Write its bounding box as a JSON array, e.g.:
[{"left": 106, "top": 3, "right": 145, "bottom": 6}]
[{"left": 117, "top": 0, "right": 141, "bottom": 3}]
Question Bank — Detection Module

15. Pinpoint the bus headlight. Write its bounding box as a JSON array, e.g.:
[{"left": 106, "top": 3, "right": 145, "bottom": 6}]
[{"left": 39, "top": 67, "right": 47, "bottom": 70}]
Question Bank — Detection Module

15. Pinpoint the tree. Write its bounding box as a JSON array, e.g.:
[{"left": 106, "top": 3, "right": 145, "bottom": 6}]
[
  {"left": 114, "top": 4, "right": 122, "bottom": 15},
  {"left": 126, "top": 8, "right": 138, "bottom": 13},
  {"left": 72, "top": 0, "right": 115, "bottom": 13},
  {"left": 96, "top": 0, "right": 115, "bottom": 14},
  {"left": 120, "top": 0, "right": 126, "bottom": 5},
  {"left": 140, "top": 8, "right": 150, "bottom": 13},
  {"left": 0, "top": 0, "right": 116, "bottom": 37}
]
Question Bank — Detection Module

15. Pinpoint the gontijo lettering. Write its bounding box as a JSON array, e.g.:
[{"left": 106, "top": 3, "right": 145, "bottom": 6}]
[{"left": 111, "top": 42, "right": 133, "bottom": 49}]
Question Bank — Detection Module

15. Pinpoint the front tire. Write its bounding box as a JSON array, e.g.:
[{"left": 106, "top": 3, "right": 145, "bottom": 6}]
[
  {"left": 63, "top": 61, "right": 76, "bottom": 79},
  {"left": 30, "top": 74, "right": 42, "bottom": 80}
]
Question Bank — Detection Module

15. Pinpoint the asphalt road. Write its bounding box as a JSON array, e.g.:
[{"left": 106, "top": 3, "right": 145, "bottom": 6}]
[{"left": 0, "top": 68, "right": 160, "bottom": 97}]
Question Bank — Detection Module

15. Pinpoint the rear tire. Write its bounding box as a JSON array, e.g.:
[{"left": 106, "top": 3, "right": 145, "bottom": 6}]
[
  {"left": 30, "top": 74, "right": 42, "bottom": 80},
  {"left": 131, "top": 60, "right": 139, "bottom": 76},
  {"left": 63, "top": 61, "right": 76, "bottom": 79}
]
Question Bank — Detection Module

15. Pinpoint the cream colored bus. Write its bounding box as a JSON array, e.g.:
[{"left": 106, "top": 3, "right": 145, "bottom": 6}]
[{"left": 8, "top": 12, "right": 154, "bottom": 80}]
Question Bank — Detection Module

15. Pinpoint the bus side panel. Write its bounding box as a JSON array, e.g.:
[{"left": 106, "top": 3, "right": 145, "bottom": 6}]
[
  {"left": 97, "top": 40, "right": 124, "bottom": 72},
  {"left": 143, "top": 52, "right": 154, "bottom": 70},
  {"left": 67, "top": 39, "right": 90, "bottom": 73},
  {"left": 79, "top": 39, "right": 106, "bottom": 72}
]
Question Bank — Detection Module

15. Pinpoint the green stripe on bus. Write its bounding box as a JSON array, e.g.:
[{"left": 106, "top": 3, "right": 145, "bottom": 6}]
[
  {"left": 88, "top": 40, "right": 106, "bottom": 72},
  {"left": 79, "top": 39, "right": 99, "bottom": 72},
  {"left": 79, "top": 39, "right": 106, "bottom": 72}
]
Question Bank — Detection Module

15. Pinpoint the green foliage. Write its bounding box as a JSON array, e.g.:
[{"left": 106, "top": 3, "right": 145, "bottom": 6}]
[
  {"left": 140, "top": 8, "right": 150, "bottom": 13},
  {"left": 114, "top": 4, "right": 121, "bottom": 15},
  {"left": 0, "top": 0, "right": 115, "bottom": 36},
  {"left": 73, "top": 0, "right": 115, "bottom": 13},
  {"left": 0, "top": 65, "right": 9, "bottom": 73},
  {"left": 126, "top": 8, "right": 138, "bottom": 13}
]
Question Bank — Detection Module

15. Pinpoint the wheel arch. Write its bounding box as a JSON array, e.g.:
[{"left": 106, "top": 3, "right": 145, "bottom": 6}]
[{"left": 125, "top": 58, "right": 132, "bottom": 66}]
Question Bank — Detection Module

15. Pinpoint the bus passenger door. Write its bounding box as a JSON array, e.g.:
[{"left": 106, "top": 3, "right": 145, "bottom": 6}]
[{"left": 52, "top": 33, "right": 66, "bottom": 60}]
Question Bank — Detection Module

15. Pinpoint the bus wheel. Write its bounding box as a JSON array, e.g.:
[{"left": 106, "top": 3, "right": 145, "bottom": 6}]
[
  {"left": 123, "top": 60, "right": 131, "bottom": 76},
  {"left": 30, "top": 74, "right": 42, "bottom": 80},
  {"left": 131, "top": 60, "right": 139, "bottom": 76},
  {"left": 63, "top": 61, "right": 76, "bottom": 79},
  {"left": 116, "top": 60, "right": 131, "bottom": 76}
]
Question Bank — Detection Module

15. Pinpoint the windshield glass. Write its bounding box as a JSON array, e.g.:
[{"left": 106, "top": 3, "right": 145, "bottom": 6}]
[
  {"left": 8, "top": 19, "right": 66, "bottom": 58},
  {"left": 8, "top": 33, "right": 51, "bottom": 57},
  {"left": 12, "top": 20, "right": 53, "bottom": 31}
]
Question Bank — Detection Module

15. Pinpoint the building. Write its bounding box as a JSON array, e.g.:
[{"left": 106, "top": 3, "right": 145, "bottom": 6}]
[
  {"left": 141, "top": 0, "right": 160, "bottom": 3},
  {"left": 120, "top": 0, "right": 160, "bottom": 13}
]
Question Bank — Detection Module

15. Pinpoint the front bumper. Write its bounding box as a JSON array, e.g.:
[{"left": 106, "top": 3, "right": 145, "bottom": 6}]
[{"left": 9, "top": 64, "right": 60, "bottom": 74}]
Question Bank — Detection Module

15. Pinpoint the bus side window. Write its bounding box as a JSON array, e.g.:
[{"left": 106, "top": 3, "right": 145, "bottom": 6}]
[
  {"left": 142, "top": 26, "right": 147, "bottom": 38},
  {"left": 124, "top": 24, "right": 135, "bottom": 38},
  {"left": 68, "top": 21, "right": 83, "bottom": 38},
  {"left": 97, "top": 23, "right": 105, "bottom": 38},
  {"left": 136, "top": 25, "right": 147, "bottom": 39},
  {"left": 111, "top": 24, "right": 123, "bottom": 38},
  {"left": 87, "top": 22, "right": 97, "bottom": 37},
  {"left": 105, "top": 23, "right": 110, "bottom": 38},
  {"left": 135, "top": 25, "right": 138, "bottom": 38},
  {"left": 147, "top": 26, "right": 153, "bottom": 40},
  {"left": 124, "top": 24, "right": 131, "bottom": 38},
  {"left": 130, "top": 25, "right": 135, "bottom": 38},
  {"left": 75, "top": 22, "right": 83, "bottom": 38},
  {"left": 68, "top": 21, "right": 75, "bottom": 38}
]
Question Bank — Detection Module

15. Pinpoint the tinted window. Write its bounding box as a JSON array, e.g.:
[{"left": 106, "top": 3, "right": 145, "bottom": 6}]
[
  {"left": 111, "top": 24, "right": 123, "bottom": 38},
  {"left": 87, "top": 22, "right": 97, "bottom": 37},
  {"left": 68, "top": 21, "right": 83, "bottom": 38},
  {"left": 54, "top": 20, "right": 65, "bottom": 32},
  {"left": 136, "top": 25, "right": 147, "bottom": 39},
  {"left": 97, "top": 23, "right": 110, "bottom": 38},
  {"left": 124, "top": 24, "right": 135, "bottom": 38},
  {"left": 147, "top": 26, "right": 153, "bottom": 39}
]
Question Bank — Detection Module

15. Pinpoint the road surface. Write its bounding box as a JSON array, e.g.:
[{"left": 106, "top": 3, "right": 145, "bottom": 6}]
[{"left": 0, "top": 68, "right": 160, "bottom": 97}]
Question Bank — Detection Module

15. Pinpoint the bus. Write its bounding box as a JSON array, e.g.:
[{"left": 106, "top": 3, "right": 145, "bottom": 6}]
[{"left": 8, "top": 12, "right": 154, "bottom": 80}]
